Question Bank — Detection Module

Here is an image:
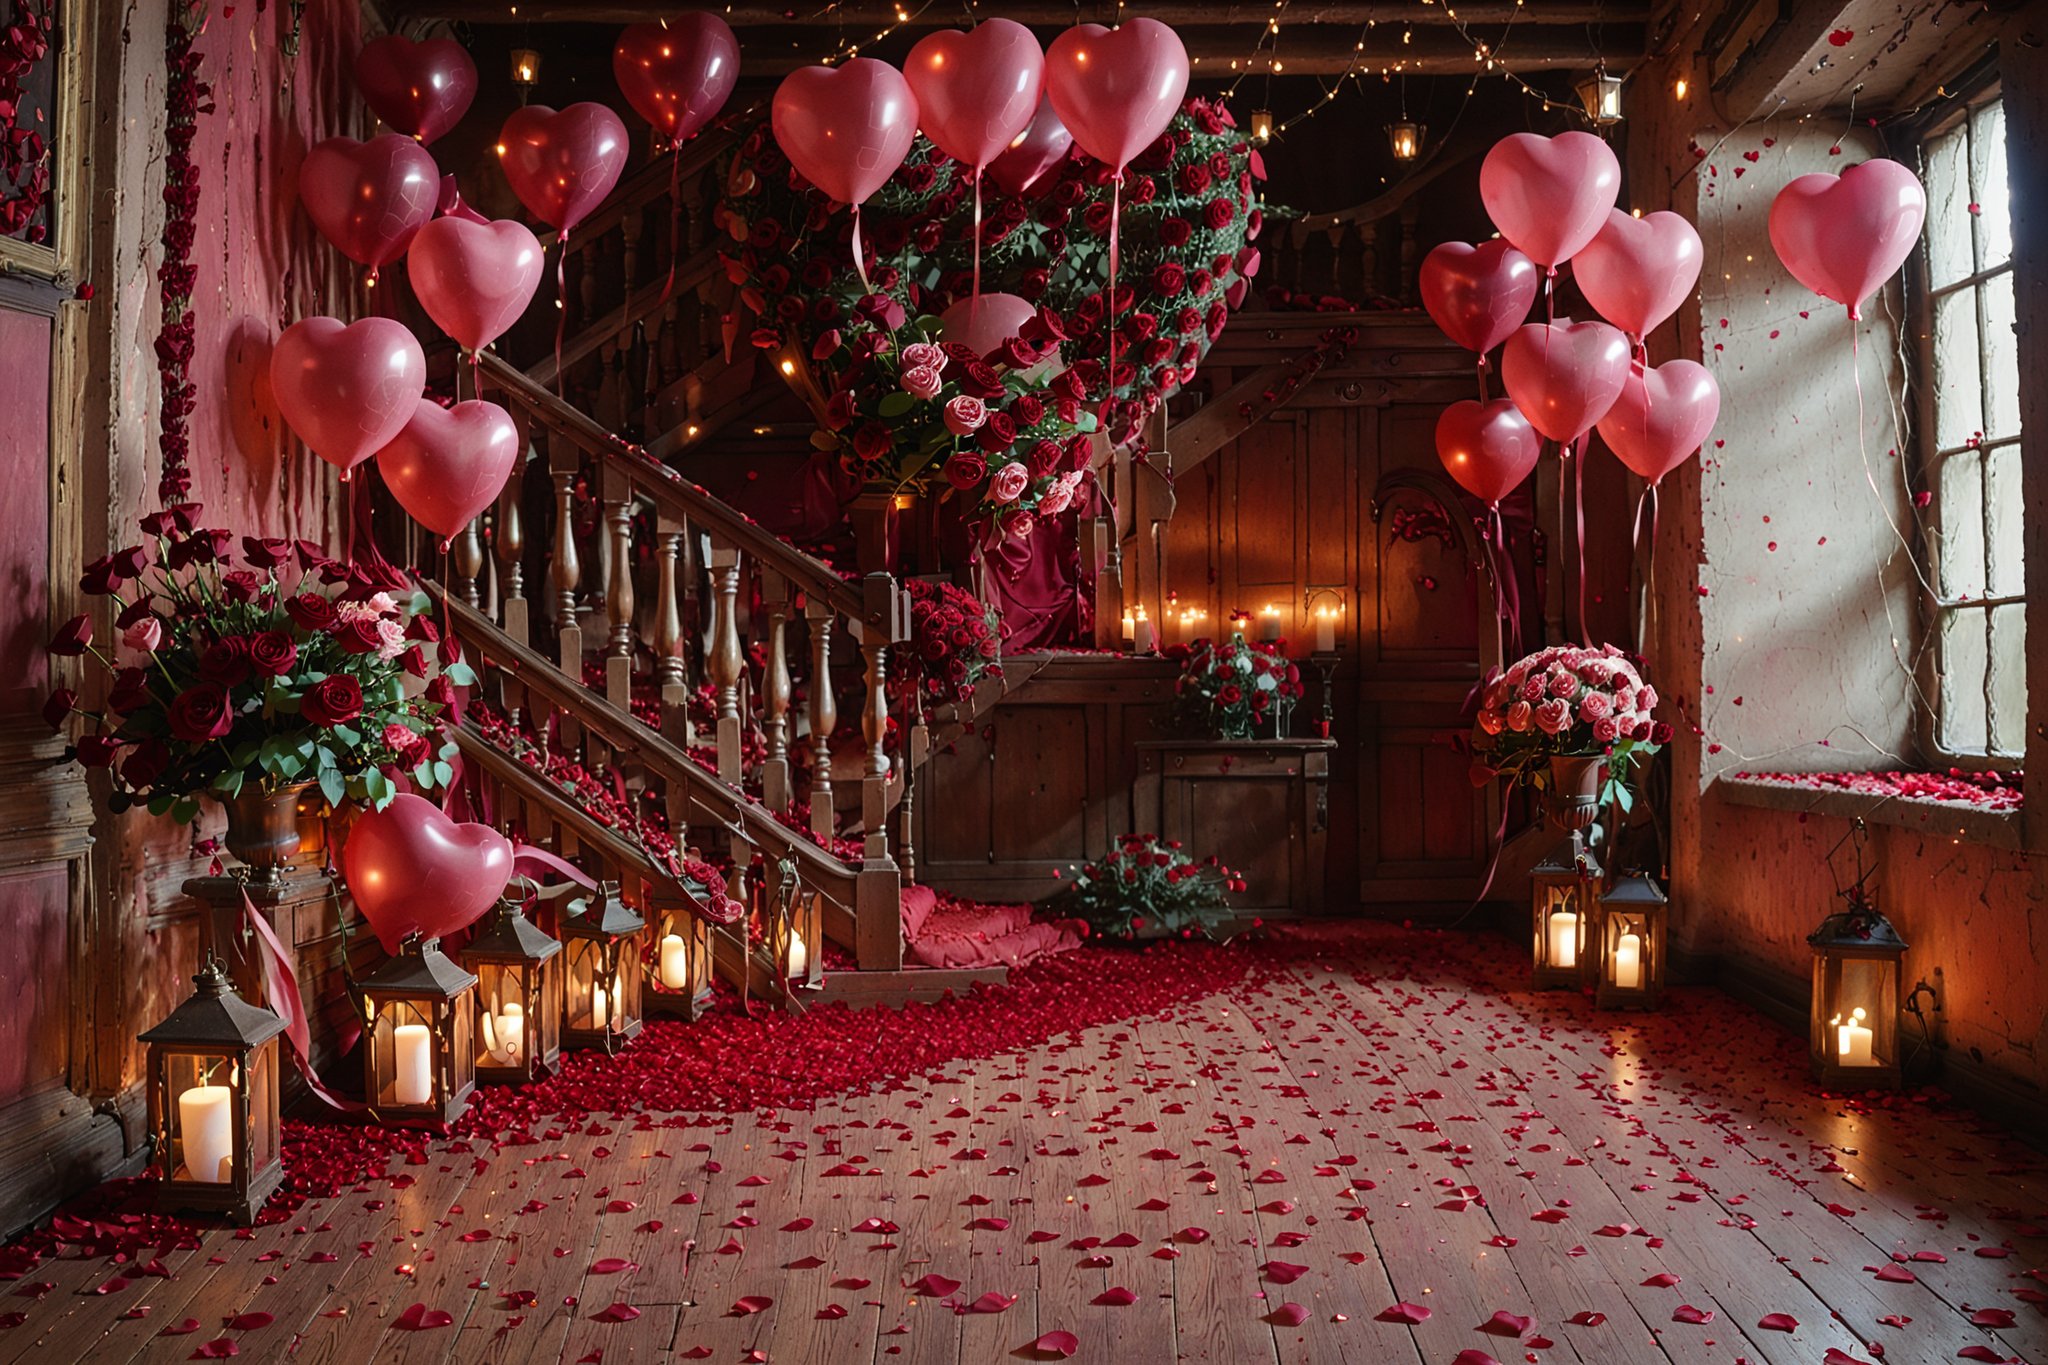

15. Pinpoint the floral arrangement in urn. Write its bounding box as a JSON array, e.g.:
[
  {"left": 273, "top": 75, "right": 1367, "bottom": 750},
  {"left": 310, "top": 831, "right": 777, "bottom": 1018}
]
[
  {"left": 1469, "top": 643, "right": 1671, "bottom": 821},
  {"left": 892, "top": 578, "right": 1003, "bottom": 711},
  {"left": 1168, "top": 633, "right": 1304, "bottom": 740},
  {"left": 44, "top": 505, "right": 466, "bottom": 824},
  {"left": 1051, "top": 834, "right": 1246, "bottom": 943}
]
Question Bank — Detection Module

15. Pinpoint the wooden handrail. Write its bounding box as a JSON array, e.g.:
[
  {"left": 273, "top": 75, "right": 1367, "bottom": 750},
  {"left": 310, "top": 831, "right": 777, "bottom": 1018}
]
[
  {"left": 473, "top": 348, "right": 871, "bottom": 624},
  {"left": 535, "top": 101, "right": 763, "bottom": 253}
]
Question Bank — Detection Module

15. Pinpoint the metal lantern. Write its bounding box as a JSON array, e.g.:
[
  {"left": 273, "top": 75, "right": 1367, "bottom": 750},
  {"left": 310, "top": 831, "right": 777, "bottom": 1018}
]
[
  {"left": 1575, "top": 68, "right": 1624, "bottom": 125},
  {"left": 510, "top": 49, "right": 541, "bottom": 87},
  {"left": 361, "top": 939, "right": 477, "bottom": 1126},
  {"left": 762, "top": 857, "right": 823, "bottom": 991},
  {"left": 646, "top": 895, "right": 715, "bottom": 1021},
  {"left": 1387, "top": 119, "right": 1425, "bottom": 161},
  {"left": 462, "top": 896, "right": 562, "bottom": 1085},
  {"left": 139, "top": 962, "right": 286, "bottom": 1225},
  {"left": 1250, "top": 109, "right": 1275, "bottom": 144},
  {"left": 1808, "top": 894, "right": 1907, "bottom": 1089},
  {"left": 561, "top": 882, "right": 646, "bottom": 1052},
  {"left": 1596, "top": 875, "right": 1668, "bottom": 1009},
  {"left": 1531, "top": 832, "right": 1600, "bottom": 989}
]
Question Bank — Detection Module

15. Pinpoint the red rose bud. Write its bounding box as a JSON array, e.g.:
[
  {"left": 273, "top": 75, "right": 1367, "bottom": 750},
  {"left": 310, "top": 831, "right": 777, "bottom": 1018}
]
[
  {"left": 41, "top": 688, "right": 76, "bottom": 731},
  {"left": 75, "top": 734, "right": 122, "bottom": 768},
  {"left": 48, "top": 614, "right": 92, "bottom": 656}
]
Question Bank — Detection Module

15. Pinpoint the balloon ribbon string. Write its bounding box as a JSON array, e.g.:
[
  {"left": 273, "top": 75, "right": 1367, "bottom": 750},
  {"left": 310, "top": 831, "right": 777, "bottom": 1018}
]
[
  {"left": 554, "top": 228, "right": 570, "bottom": 399},
  {"left": 243, "top": 888, "right": 364, "bottom": 1112},
  {"left": 851, "top": 205, "right": 873, "bottom": 296},
  {"left": 658, "top": 144, "right": 682, "bottom": 311},
  {"left": 1107, "top": 170, "right": 1123, "bottom": 430},
  {"left": 1573, "top": 432, "right": 1591, "bottom": 647},
  {"left": 971, "top": 168, "right": 984, "bottom": 312},
  {"left": 1646, "top": 482, "right": 1660, "bottom": 661},
  {"left": 1476, "top": 355, "right": 1489, "bottom": 403}
]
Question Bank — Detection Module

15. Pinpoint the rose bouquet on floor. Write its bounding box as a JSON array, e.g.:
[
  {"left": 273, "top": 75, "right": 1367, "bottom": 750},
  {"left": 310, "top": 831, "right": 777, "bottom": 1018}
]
[
  {"left": 1469, "top": 643, "right": 1672, "bottom": 815},
  {"left": 1168, "top": 632, "right": 1304, "bottom": 740},
  {"left": 1051, "top": 834, "right": 1246, "bottom": 943},
  {"left": 44, "top": 505, "right": 466, "bottom": 821}
]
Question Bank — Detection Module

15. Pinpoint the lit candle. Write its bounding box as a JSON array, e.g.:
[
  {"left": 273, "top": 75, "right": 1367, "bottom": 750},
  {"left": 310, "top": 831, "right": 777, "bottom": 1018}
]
[
  {"left": 1546, "top": 908, "right": 1578, "bottom": 969},
  {"left": 1120, "top": 611, "right": 1136, "bottom": 650},
  {"left": 1133, "top": 606, "right": 1155, "bottom": 653},
  {"left": 788, "top": 929, "right": 809, "bottom": 979},
  {"left": 1314, "top": 605, "right": 1339, "bottom": 654},
  {"left": 1836, "top": 1007, "right": 1874, "bottom": 1066},
  {"left": 494, "top": 1002, "right": 524, "bottom": 1064},
  {"left": 179, "top": 1084, "right": 233, "bottom": 1183},
  {"left": 1259, "top": 605, "right": 1282, "bottom": 643},
  {"left": 393, "top": 1024, "right": 432, "bottom": 1105},
  {"left": 591, "top": 983, "right": 611, "bottom": 1030},
  {"left": 659, "top": 933, "right": 690, "bottom": 991},
  {"left": 1613, "top": 932, "right": 1642, "bottom": 989}
]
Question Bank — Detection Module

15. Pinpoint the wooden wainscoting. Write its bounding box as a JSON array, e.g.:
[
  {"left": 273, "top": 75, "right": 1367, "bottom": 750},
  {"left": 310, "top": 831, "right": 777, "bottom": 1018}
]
[{"left": 1134, "top": 739, "right": 1335, "bottom": 917}]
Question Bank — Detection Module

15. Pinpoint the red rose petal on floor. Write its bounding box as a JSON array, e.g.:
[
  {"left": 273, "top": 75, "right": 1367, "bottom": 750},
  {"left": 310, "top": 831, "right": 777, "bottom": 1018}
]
[
  {"left": 163, "top": 1319, "right": 204, "bottom": 1336},
  {"left": 1672, "top": 1305, "right": 1714, "bottom": 1325},
  {"left": 1958, "top": 1350, "right": 2013, "bottom": 1364},
  {"left": 1531, "top": 1209, "right": 1568, "bottom": 1223},
  {"left": 1030, "top": 1330, "right": 1079, "bottom": 1358},
  {"left": 589, "top": 1259, "right": 639, "bottom": 1275},
  {"left": 1566, "top": 1312, "right": 1606, "bottom": 1327},
  {"left": 1173, "top": 1227, "right": 1209, "bottom": 1243},
  {"left": 1878, "top": 1315, "right": 1913, "bottom": 1327},
  {"left": 1970, "top": 1308, "right": 2016, "bottom": 1328},
  {"left": 1873, "top": 1263, "right": 1917, "bottom": 1283},
  {"left": 1092, "top": 1287, "right": 1136, "bottom": 1306},
  {"left": 189, "top": 1339, "right": 238, "bottom": 1359},
  {"left": 1480, "top": 1310, "right": 1533, "bottom": 1337},
  {"left": 968, "top": 1217, "right": 1011, "bottom": 1231},
  {"left": 1594, "top": 1224, "right": 1634, "bottom": 1237},
  {"left": 225, "top": 1312, "right": 273, "bottom": 1331},
  {"left": 1137, "top": 1199, "right": 1170, "bottom": 1211},
  {"left": 1451, "top": 1352, "right": 1503, "bottom": 1365},
  {"left": 0, "top": 1315, "right": 24, "bottom": 1330},
  {"left": 1263, "top": 1261, "right": 1309, "bottom": 1284},
  {"left": 785, "top": 1256, "right": 827, "bottom": 1270},
  {"left": 679, "top": 1349, "right": 712, "bottom": 1360},
  {"left": 1642, "top": 1272, "right": 1681, "bottom": 1287},
  {"left": 969, "top": 1292, "right": 1019, "bottom": 1313},
  {"left": 1266, "top": 1302, "right": 1309, "bottom": 1326},
  {"left": 121, "top": 1307, "right": 151, "bottom": 1321},
  {"left": 394, "top": 1303, "right": 454, "bottom": 1331},
  {"left": 817, "top": 1304, "right": 848, "bottom": 1320},
  {"left": 729, "top": 1295, "right": 772, "bottom": 1316},
  {"left": 782, "top": 1218, "right": 814, "bottom": 1232},
  {"left": 93, "top": 1277, "right": 131, "bottom": 1295},
  {"left": 1376, "top": 1303, "right": 1430, "bottom": 1324},
  {"left": 1822, "top": 1351, "right": 1876, "bottom": 1365},
  {"left": 1758, "top": 1313, "right": 1799, "bottom": 1332},
  {"left": 458, "top": 1229, "right": 492, "bottom": 1243},
  {"left": 913, "top": 1274, "right": 962, "bottom": 1297},
  {"left": 833, "top": 1278, "right": 871, "bottom": 1290},
  {"left": 593, "top": 1302, "right": 640, "bottom": 1323}
]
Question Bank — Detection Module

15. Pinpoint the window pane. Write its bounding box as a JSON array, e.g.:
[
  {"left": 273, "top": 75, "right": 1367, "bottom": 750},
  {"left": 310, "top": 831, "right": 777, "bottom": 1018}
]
[
  {"left": 1933, "top": 287, "right": 1982, "bottom": 450},
  {"left": 1923, "top": 124, "right": 1972, "bottom": 288},
  {"left": 1984, "top": 441, "right": 2023, "bottom": 599},
  {"left": 1938, "top": 452, "right": 1985, "bottom": 601},
  {"left": 1939, "top": 608, "right": 1990, "bottom": 754},
  {"left": 1982, "top": 270, "right": 2019, "bottom": 442},
  {"left": 1990, "top": 602, "right": 2026, "bottom": 757},
  {"left": 1970, "top": 99, "right": 2012, "bottom": 268}
]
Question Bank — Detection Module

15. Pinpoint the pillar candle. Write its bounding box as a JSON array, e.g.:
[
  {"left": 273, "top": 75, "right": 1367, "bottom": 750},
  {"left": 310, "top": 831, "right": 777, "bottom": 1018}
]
[
  {"left": 1314, "top": 608, "right": 1338, "bottom": 654},
  {"left": 496, "top": 1003, "right": 525, "bottom": 1064},
  {"left": 1837, "top": 1007, "right": 1874, "bottom": 1066},
  {"left": 1613, "top": 932, "right": 1642, "bottom": 989},
  {"left": 591, "top": 983, "right": 611, "bottom": 1030},
  {"left": 1133, "top": 615, "right": 1156, "bottom": 653},
  {"left": 1259, "top": 606, "right": 1282, "bottom": 642},
  {"left": 394, "top": 1024, "right": 432, "bottom": 1105},
  {"left": 179, "top": 1084, "right": 233, "bottom": 1184},
  {"left": 788, "top": 929, "right": 809, "bottom": 979},
  {"left": 659, "top": 932, "right": 690, "bottom": 991},
  {"left": 1546, "top": 908, "right": 1577, "bottom": 969},
  {"left": 1120, "top": 612, "right": 1136, "bottom": 650}
]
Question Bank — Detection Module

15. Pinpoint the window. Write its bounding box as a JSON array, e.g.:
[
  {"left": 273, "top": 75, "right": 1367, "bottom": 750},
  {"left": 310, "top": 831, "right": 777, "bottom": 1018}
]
[{"left": 1918, "top": 90, "right": 2022, "bottom": 759}]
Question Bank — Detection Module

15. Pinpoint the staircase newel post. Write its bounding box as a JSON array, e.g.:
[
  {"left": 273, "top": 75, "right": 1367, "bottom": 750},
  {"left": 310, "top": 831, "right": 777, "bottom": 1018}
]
[
  {"left": 655, "top": 515, "right": 691, "bottom": 747},
  {"left": 761, "top": 570, "right": 792, "bottom": 813},
  {"left": 707, "top": 543, "right": 744, "bottom": 788},
  {"left": 547, "top": 432, "right": 583, "bottom": 668},
  {"left": 854, "top": 573, "right": 906, "bottom": 972},
  {"left": 603, "top": 464, "right": 635, "bottom": 714},
  {"left": 805, "top": 602, "right": 835, "bottom": 843}
]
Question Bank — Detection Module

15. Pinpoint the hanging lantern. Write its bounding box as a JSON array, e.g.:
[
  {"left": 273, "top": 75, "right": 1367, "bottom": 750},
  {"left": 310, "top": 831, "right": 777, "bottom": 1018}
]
[
  {"left": 361, "top": 939, "right": 477, "bottom": 1126},
  {"left": 646, "top": 894, "right": 715, "bottom": 1022},
  {"left": 1530, "top": 832, "right": 1600, "bottom": 989},
  {"left": 1387, "top": 119, "right": 1425, "bottom": 161},
  {"left": 1808, "top": 893, "right": 1907, "bottom": 1090},
  {"left": 561, "top": 882, "right": 646, "bottom": 1052},
  {"left": 510, "top": 49, "right": 542, "bottom": 88},
  {"left": 1575, "top": 68, "right": 1624, "bottom": 126},
  {"left": 761, "top": 858, "right": 823, "bottom": 992},
  {"left": 139, "top": 962, "right": 286, "bottom": 1225},
  {"left": 1596, "top": 875, "right": 1667, "bottom": 1009},
  {"left": 461, "top": 895, "right": 562, "bottom": 1085},
  {"left": 1250, "top": 109, "right": 1275, "bottom": 144}
]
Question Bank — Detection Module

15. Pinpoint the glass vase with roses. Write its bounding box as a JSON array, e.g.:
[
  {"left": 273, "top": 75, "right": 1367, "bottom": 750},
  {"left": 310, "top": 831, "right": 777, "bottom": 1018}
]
[
  {"left": 43, "top": 505, "right": 466, "bottom": 822},
  {"left": 1469, "top": 643, "right": 1672, "bottom": 813}
]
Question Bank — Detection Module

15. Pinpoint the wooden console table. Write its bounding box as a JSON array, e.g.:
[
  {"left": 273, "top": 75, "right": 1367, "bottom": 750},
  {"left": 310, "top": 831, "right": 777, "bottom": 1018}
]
[{"left": 1134, "top": 738, "right": 1337, "bottom": 917}]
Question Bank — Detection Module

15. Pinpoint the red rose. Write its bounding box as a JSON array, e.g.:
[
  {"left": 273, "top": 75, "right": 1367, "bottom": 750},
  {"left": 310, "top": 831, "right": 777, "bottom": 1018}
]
[
  {"left": 168, "top": 681, "right": 234, "bottom": 742},
  {"left": 121, "top": 739, "right": 170, "bottom": 788},
  {"left": 48, "top": 613, "right": 92, "bottom": 656},
  {"left": 1218, "top": 685, "right": 1243, "bottom": 704},
  {"left": 249, "top": 630, "right": 298, "bottom": 677},
  {"left": 975, "top": 412, "right": 1019, "bottom": 453},
  {"left": 852, "top": 422, "right": 894, "bottom": 464},
  {"left": 76, "top": 735, "right": 122, "bottom": 768},
  {"left": 1081, "top": 202, "right": 1113, "bottom": 235},
  {"left": 300, "top": 675, "right": 363, "bottom": 727},
  {"left": 957, "top": 361, "right": 1005, "bottom": 400},
  {"left": 240, "top": 536, "right": 291, "bottom": 568},
  {"left": 1203, "top": 198, "right": 1237, "bottom": 231},
  {"left": 1009, "top": 393, "right": 1045, "bottom": 428},
  {"left": 198, "top": 636, "right": 254, "bottom": 685},
  {"left": 1177, "top": 163, "right": 1212, "bottom": 195},
  {"left": 943, "top": 451, "right": 988, "bottom": 491},
  {"left": 220, "top": 570, "right": 264, "bottom": 604},
  {"left": 332, "top": 617, "right": 384, "bottom": 656},
  {"left": 108, "top": 667, "right": 153, "bottom": 714},
  {"left": 1150, "top": 263, "right": 1186, "bottom": 296},
  {"left": 285, "top": 593, "right": 338, "bottom": 631}
]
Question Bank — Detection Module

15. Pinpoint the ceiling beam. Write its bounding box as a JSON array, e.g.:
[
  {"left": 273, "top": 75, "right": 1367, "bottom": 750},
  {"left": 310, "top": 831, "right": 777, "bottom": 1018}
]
[{"left": 398, "top": 0, "right": 1644, "bottom": 27}]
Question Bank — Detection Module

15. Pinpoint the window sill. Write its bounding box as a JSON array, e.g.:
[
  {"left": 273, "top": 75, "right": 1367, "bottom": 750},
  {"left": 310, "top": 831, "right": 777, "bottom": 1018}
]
[{"left": 1713, "top": 774, "right": 2023, "bottom": 849}]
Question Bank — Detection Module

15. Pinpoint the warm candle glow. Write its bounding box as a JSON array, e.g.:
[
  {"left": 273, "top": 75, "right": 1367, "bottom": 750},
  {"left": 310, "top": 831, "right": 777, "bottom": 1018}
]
[
  {"left": 659, "top": 932, "right": 691, "bottom": 991},
  {"left": 179, "top": 1084, "right": 233, "bottom": 1183},
  {"left": 788, "top": 930, "right": 809, "bottom": 979},
  {"left": 394, "top": 1024, "right": 432, "bottom": 1105},
  {"left": 1835, "top": 1007, "right": 1874, "bottom": 1066},
  {"left": 1613, "top": 933, "right": 1642, "bottom": 990},
  {"left": 1546, "top": 908, "right": 1578, "bottom": 969},
  {"left": 591, "top": 983, "right": 612, "bottom": 1030}
]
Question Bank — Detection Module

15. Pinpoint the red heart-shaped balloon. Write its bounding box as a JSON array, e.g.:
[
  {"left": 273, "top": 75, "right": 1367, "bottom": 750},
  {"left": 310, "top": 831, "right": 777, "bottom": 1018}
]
[
  {"left": 771, "top": 59, "right": 920, "bottom": 207},
  {"left": 986, "top": 93, "right": 1072, "bottom": 195},
  {"left": 613, "top": 13, "right": 740, "bottom": 147},
  {"left": 906, "top": 19, "right": 1044, "bottom": 171},
  {"left": 353, "top": 35, "right": 477, "bottom": 145},
  {"left": 498, "top": 103, "right": 631, "bottom": 233},
  {"left": 343, "top": 793, "right": 513, "bottom": 955},
  {"left": 1045, "top": 19, "right": 1189, "bottom": 171},
  {"left": 1480, "top": 131, "right": 1620, "bottom": 268},
  {"left": 1500, "top": 320, "right": 1632, "bottom": 444},
  {"left": 1768, "top": 158, "right": 1926, "bottom": 320},
  {"left": 938, "top": 292, "right": 1041, "bottom": 362},
  {"left": 375, "top": 399, "right": 520, "bottom": 544},
  {"left": 271, "top": 317, "right": 426, "bottom": 475},
  {"left": 1597, "top": 359, "right": 1720, "bottom": 486},
  {"left": 409, "top": 216, "right": 544, "bottom": 352},
  {"left": 1419, "top": 240, "right": 1539, "bottom": 355},
  {"left": 1573, "top": 209, "right": 1702, "bottom": 341},
  {"left": 1436, "top": 399, "right": 1542, "bottom": 508},
  {"left": 299, "top": 135, "right": 439, "bottom": 271}
]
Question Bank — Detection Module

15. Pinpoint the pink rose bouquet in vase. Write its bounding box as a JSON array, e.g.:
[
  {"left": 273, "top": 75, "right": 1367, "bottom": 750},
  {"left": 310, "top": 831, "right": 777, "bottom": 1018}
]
[
  {"left": 1470, "top": 643, "right": 1669, "bottom": 829},
  {"left": 43, "top": 506, "right": 464, "bottom": 847}
]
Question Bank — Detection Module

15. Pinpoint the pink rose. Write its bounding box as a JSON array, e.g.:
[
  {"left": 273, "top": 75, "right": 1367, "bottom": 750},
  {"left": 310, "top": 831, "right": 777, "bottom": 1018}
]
[
  {"left": 1577, "top": 692, "right": 1611, "bottom": 722},
  {"left": 1506, "top": 700, "right": 1533, "bottom": 732},
  {"left": 377, "top": 618, "right": 407, "bottom": 661},
  {"left": 943, "top": 395, "right": 987, "bottom": 435},
  {"left": 1477, "top": 708, "right": 1505, "bottom": 736},
  {"left": 1592, "top": 716, "right": 1620, "bottom": 744},
  {"left": 1547, "top": 667, "right": 1579, "bottom": 698},
  {"left": 1637, "top": 684, "right": 1658, "bottom": 710},
  {"left": 1037, "top": 473, "right": 1077, "bottom": 517},
  {"left": 901, "top": 341, "right": 946, "bottom": 372},
  {"left": 1517, "top": 675, "right": 1547, "bottom": 703},
  {"left": 1534, "top": 698, "right": 1571, "bottom": 735},
  {"left": 1482, "top": 678, "right": 1510, "bottom": 710},
  {"left": 901, "top": 364, "right": 943, "bottom": 400},
  {"left": 1002, "top": 510, "right": 1035, "bottom": 539},
  {"left": 987, "top": 462, "right": 1030, "bottom": 505},
  {"left": 122, "top": 617, "right": 163, "bottom": 653}
]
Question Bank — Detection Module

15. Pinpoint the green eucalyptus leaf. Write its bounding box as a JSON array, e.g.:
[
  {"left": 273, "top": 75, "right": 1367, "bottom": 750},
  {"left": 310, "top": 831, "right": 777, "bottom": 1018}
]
[{"left": 318, "top": 767, "right": 345, "bottom": 808}]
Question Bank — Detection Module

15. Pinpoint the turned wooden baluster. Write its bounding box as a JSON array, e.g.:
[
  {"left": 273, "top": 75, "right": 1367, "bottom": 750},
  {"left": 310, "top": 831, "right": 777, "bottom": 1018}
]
[
  {"left": 578, "top": 237, "right": 600, "bottom": 338},
  {"left": 657, "top": 299, "right": 681, "bottom": 390},
  {"left": 900, "top": 719, "right": 926, "bottom": 885},
  {"left": 859, "top": 632, "right": 889, "bottom": 862},
  {"left": 654, "top": 514, "right": 692, "bottom": 747},
  {"left": 603, "top": 465, "right": 635, "bottom": 712},
  {"left": 622, "top": 205, "right": 643, "bottom": 299},
  {"left": 453, "top": 517, "right": 484, "bottom": 607},
  {"left": 806, "top": 602, "right": 835, "bottom": 843},
  {"left": 707, "top": 544, "right": 744, "bottom": 787},
  {"left": 549, "top": 434, "right": 583, "bottom": 666},
  {"left": 497, "top": 456, "right": 527, "bottom": 643},
  {"left": 760, "top": 570, "right": 792, "bottom": 812}
]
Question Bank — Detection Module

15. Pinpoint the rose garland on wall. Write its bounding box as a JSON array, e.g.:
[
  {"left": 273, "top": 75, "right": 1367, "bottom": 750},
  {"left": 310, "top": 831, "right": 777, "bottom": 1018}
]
[
  {"left": 155, "top": 0, "right": 211, "bottom": 507},
  {"left": 0, "top": 0, "right": 55, "bottom": 243}
]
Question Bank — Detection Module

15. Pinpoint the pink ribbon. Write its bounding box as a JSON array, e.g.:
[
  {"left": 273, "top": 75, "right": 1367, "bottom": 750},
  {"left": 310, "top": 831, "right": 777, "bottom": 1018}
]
[
  {"left": 850, "top": 204, "right": 872, "bottom": 296},
  {"left": 242, "top": 889, "right": 364, "bottom": 1113},
  {"left": 512, "top": 840, "right": 600, "bottom": 891}
]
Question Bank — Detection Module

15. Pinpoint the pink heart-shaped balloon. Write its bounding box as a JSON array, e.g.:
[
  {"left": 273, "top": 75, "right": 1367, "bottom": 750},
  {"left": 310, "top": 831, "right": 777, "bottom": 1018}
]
[
  {"left": 409, "top": 216, "right": 544, "bottom": 352},
  {"left": 1479, "top": 131, "right": 1621, "bottom": 268},
  {"left": 987, "top": 93, "right": 1073, "bottom": 195},
  {"left": 342, "top": 793, "right": 513, "bottom": 955},
  {"left": 613, "top": 13, "right": 740, "bottom": 147},
  {"left": 1436, "top": 399, "right": 1542, "bottom": 508},
  {"left": 1500, "top": 320, "right": 1632, "bottom": 444},
  {"left": 1769, "top": 158, "right": 1926, "bottom": 320},
  {"left": 299, "top": 135, "right": 439, "bottom": 270},
  {"left": 1419, "top": 240, "right": 1539, "bottom": 355},
  {"left": 375, "top": 398, "right": 520, "bottom": 543},
  {"left": 353, "top": 35, "right": 477, "bottom": 144},
  {"left": 771, "top": 59, "right": 921, "bottom": 207},
  {"left": 1573, "top": 209, "right": 1702, "bottom": 341},
  {"left": 498, "top": 103, "right": 631, "bottom": 233},
  {"left": 270, "top": 317, "right": 426, "bottom": 475},
  {"left": 1045, "top": 19, "right": 1189, "bottom": 171},
  {"left": 1597, "top": 359, "right": 1720, "bottom": 486},
  {"left": 938, "top": 292, "right": 1042, "bottom": 361},
  {"left": 906, "top": 19, "right": 1045, "bottom": 171}
]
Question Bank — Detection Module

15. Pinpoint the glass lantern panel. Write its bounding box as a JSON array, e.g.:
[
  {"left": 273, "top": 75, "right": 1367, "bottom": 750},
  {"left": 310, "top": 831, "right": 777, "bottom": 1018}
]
[
  {"left": 476, "top": 962, "right": 528, "bottom": 1069},
  {"left": 565, "top": 939, "right": 604, "bottom": 1031},
  {"left": 370, "top": 998, "right": 437, "bottom": 1108},
  {"left": 165, "top": 1050, "right": 235, "bottom": 1185},
  {"left": 1605, "top": 912, "right": 1648, "bottom": 990},
  {"left": 538, "top": 959, "right": 561, "bottom": 1053},
  {"left": 248, "top": 1046, "right": 277, "bottom": 1172},
  {"left": 616, "top": 944, "right": 643, "bottom": 1023},
  {"left": 1538, "top": 883, "right": 1585, "bottom": 970},
  {"left": 450, "top": 992, "right": 474, "bottom": 1093},
  {"left": 1829, "top": 956, "right": 1895, "bottom": 1067}
]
